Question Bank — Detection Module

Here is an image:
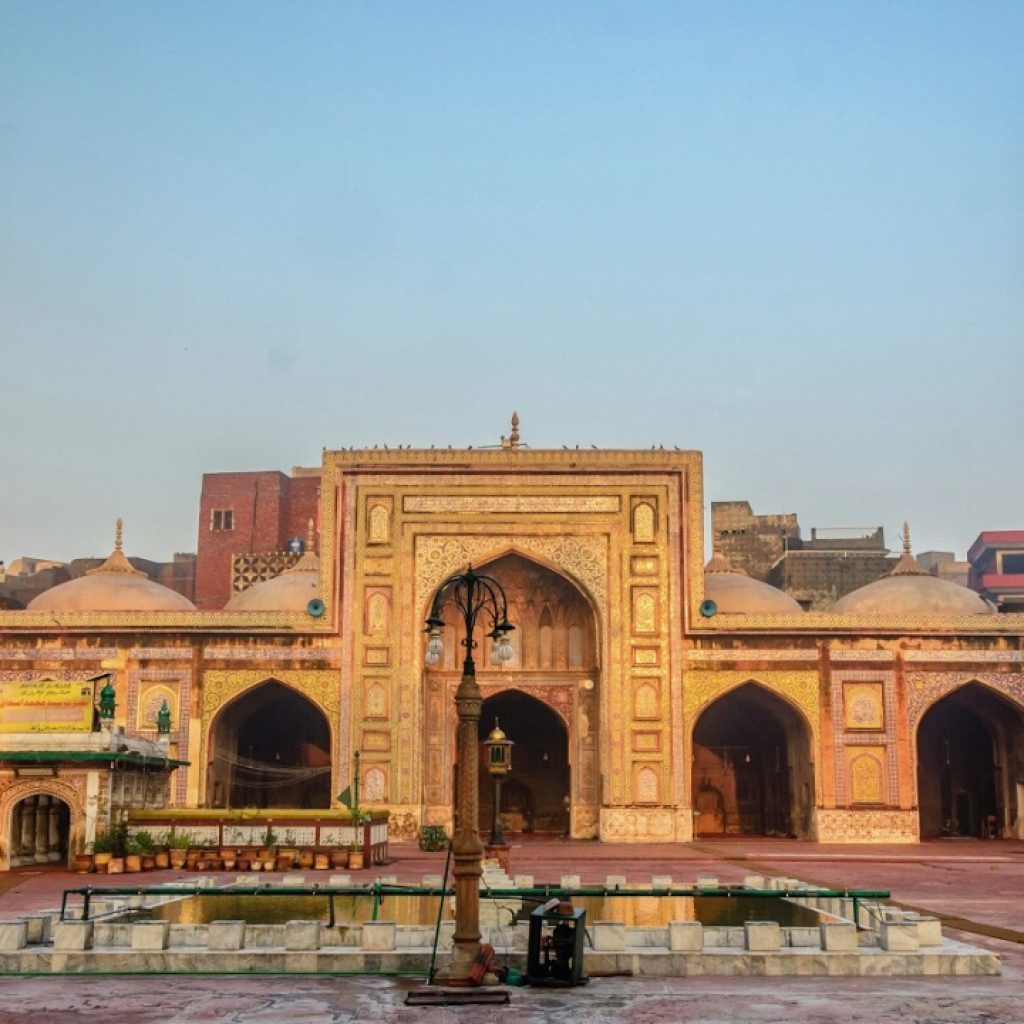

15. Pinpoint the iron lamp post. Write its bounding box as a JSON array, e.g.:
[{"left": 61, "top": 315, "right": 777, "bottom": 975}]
[
  {"left": 424, "top": 565, "right": 514, "bottom": 985},
  {"left": 484, "top": 719, "right": 513, "bottom": 846}
]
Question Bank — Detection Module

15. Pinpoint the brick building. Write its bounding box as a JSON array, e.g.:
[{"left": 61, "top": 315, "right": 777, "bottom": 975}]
[
  {"left": 3, "top": 433, "right": 1024, "bottom": 866},
  {"left": 968, "top": 532, "right": 1024, "bottom": 612},
  {"left": 194, "top": 469, "right": 319, "bottom": 609}
]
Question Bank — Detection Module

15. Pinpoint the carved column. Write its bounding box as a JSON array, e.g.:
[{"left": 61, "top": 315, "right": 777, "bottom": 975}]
[
  {"left": 48, "top": 801, "right": 62, "bottom": 862},
  {"left": 34, "top": 796, "right": 50, "bottom": 863},
  {"left": 20, "top": 798, "right": 36, "bottom": 860}
]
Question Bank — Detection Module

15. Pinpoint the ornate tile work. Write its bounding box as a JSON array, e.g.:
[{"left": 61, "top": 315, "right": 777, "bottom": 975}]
[
  {"left": 685, "top": 649, "right": 818, "bottom": 662},
  {"left": 830, "top": 649, "right": 895, "bottom": 662},
  {"left": 905, "top": 671, "right": 1024, "bottom": 730},
  {"left": 0, "top": 648, "right": 118, "bottom": 660},
  {"left": 816, "top": 808, "right": 918, "bottom": 843},
  {"left": 129, "top": 648, "right": 190, "bottom": 660},
  {"left": 830, "top": 669, "right": 896, "bottom": 806},
  {"left": 903, "top": 649, "right": 1024, "bottom": 663},
  {"left": 231, "top": 551, "right": 301, "bottom": 592},
  {"left": 201, "top": 646, "right": 343, "bottom": 662},
  {"left": 129, "top": 667, "right": 193, "bottom": 805}
]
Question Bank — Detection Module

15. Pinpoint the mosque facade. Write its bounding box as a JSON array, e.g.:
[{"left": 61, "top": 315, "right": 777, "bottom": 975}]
[{"left": 2, "top": 435, "right": 1024, "bottom": 868}]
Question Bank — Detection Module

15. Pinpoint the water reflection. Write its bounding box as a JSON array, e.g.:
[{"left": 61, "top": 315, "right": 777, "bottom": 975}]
[{"left": 147, "top": 892, "right": 817, "bottom": 928}]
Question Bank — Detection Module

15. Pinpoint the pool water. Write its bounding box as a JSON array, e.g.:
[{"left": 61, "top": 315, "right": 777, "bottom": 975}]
[{"left": 142, "top": 891, "right": 819, "bottom": 928}]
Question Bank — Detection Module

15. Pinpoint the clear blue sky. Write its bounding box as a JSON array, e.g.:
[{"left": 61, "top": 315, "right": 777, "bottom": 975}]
[{"left": 2, "top": 2, "right": 1021, "bottom": 564}]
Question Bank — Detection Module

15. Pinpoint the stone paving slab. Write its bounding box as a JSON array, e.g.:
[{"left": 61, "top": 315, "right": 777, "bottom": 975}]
[{"left": 2, "top": 840, "right": 1024, "bottom": 1021}]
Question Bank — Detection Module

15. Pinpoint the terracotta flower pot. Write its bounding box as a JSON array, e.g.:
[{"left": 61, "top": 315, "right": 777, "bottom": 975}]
[
  {"left": 155, "top": 851, "right": 170, "bottom": 869},
  {"left": 93, "top": 852, "right": 112, "bottom": 874},
  {"left": 348, "top": 850, "right": 364, "bottom": 870},
  {"left": 107, "top": 857, "right": 125, "bottom": 875},
  {"left": 297, "top": 850, "right": 314, "bottom": 869},
  {"left": 170, "top": 850, "right": 188, "bottom": 869},
  {"left": 73, "top": 853, "right": 93, "bottom": 874},
  {"left": 329, "top": 849, "right": 349, "bottom": 869},
  {"left": 275, "top": 854, "right": 294, "bottom": 872}
]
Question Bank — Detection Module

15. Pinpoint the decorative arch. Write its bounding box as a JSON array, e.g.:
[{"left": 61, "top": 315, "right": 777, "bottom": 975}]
[
  {"left": 478, "top": 688, "right": 571, "bottom": 834},
  {"left": 415, "top": 536, "right": 606, "bottom": 631},
  {"left": 0, "top": 777, "right": 85, "bottom": 871},
  {"left": 419, "top": 549, "right": 601, "bottom": 838},
  {"left": 913, "top": 678, "right": 1024, "bottom": 838},
  {"left": 690, "top": 677, "right": 817, "bottom": 838},
  {"left": 684, "top": 671, "right": 819, "bottom": 741},
  {"left": 907, "top": 672, "right": 1024, "bottom": 734},
  {"left": 201, "top": 671, "right": 339, "bottom": 808}
]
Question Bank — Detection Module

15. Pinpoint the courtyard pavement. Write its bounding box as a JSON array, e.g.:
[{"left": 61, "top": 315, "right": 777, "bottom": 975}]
[{"left": 2, "top": 838, "right": 1024, "bottom": 1023}]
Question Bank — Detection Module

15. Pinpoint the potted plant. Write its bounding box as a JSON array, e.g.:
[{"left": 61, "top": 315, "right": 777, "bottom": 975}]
[
  {"left": 167, "top": 831, "right": 192, "bottom": 869},
  {"left": 153, "top": 832, "right": 171, "bottom": 870},
  {"left": 338, "top": 779, "right": 369, "bottom": 870},
  {"left": 73, "top": 846, "right": 94, "bottom": 874},
  {"left": 134, "top": 830, "right": 157, "bottom": 871},
  {"left": 90, "top": 830, "right": 114, "bottom": 874},
  {"left": 107, "top": 821, "right": 129, "bottom": 874}
]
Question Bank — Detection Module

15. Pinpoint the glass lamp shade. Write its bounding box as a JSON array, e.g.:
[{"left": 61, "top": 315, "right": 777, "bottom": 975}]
[{"left": 425, "top": 629, "right": 444, "bottom": 666}]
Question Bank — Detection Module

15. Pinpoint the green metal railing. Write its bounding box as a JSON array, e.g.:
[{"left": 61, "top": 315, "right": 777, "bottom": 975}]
[{"left": 60, "top": 882, "right": 891, "bottom": 928}]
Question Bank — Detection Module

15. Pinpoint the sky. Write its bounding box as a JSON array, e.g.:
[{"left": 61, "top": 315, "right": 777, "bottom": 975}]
[{"left": 2, "top": 2, "right": 1022, "bottom": 565}]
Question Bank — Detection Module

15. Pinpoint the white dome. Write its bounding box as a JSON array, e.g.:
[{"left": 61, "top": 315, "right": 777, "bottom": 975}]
[
  {"left": 27, "top": 520, "right": 195, "bottom": 612},
  {"left": 703, "top": 552, "right": 803, "bottom": 615}
]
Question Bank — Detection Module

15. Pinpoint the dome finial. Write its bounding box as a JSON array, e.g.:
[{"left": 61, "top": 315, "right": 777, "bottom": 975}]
[
  {"left": 306, "top": 517, "right": 316, "bottom": 552},
  {"left": 502, "top": 412, "right": 521, "bottom": 449},
  {"left": 87, "top": 519, "right": 144, "bottom": 577},
  {"left": 887, "top": 520, "right": 927, "bottom": 577}
]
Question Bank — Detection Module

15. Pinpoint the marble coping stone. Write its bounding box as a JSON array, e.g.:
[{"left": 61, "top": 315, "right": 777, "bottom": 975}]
[
  {"left": 820, "top": 922, "right": 859, "bottom": 952},
  {"left": 284, "top": 920, "right": 321, "bottom": 951},
  {"left": 651, "top": 875, "right": 673, "bottom": 889},
  {"left": 745, "top": 921, "right": 782, "bottom": 952},
  {"left": 560, "top": 874, "right": 581, "bottom": 889},
  {"left": 281, "top": 873, "right": 306, "bottom": 887},
  {"left": 513, "top": 875, "right": 534, "bottom": 889},
  {"left": 361, "top": 921, "right": 396, "bottom": 951},
  {"left": 0, "top": 922, "right": 28, "bottom": 952},
  {"left": 53, "top": 921, "right": 94, "bottom": 951},
  {"left": 591, "top": 922, "right": 626, "bottom": 952},
  {"left": 695, "top": 876, "right": 719, "bottom": 889},
  {"left": 130, "top": 921, "right": 170, "bottom": 951},
  {"left": 668, "top": 921, "right": 703, "bottom": 952},
  {"left": 881, "top": 922, "right": 920, "bottom": 952},
  {"left": 0, "top": 938, "right": 1001, "bottom": 977},
  {"left": 328, "top": 874, "right": 351, "bottom": 886},
  {"left": 208, "top": 920, "right": 246, "bottom": 951},
  {"left": 605, "top": 874, "right": 627, "bottom": 889}
]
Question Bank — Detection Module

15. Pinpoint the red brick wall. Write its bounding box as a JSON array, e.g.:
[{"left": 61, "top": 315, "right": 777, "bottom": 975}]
[{"left": 194, "top": 471, "right": 319, "bottom": 610}]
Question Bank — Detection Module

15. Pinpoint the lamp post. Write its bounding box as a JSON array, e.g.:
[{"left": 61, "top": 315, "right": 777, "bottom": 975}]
[
  {"left": 424, "top": 565, "right": 514, "bottom": 985},
  {"left": 484, "top": 719, "right": 512, "bottom": 847}
]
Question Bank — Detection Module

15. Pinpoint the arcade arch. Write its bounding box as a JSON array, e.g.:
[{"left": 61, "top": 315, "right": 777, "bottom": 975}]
[
  {"left": 692, "top": 682, "right": 815, "bottom": 838},
  {"left": 479, "top": 690, "right": 570, "bottom": 835},
  {"left": 422, "top": 551, "right": 599, "bottom": 837},
  {"left": 916, "top": 682, "right": 1024, "bottom": 838},
  {"left": 207, "top": 679, "right": 332, "bottom": 809},
  {"left": 6, "top": 793, "right": 71, "bottom": 867}
]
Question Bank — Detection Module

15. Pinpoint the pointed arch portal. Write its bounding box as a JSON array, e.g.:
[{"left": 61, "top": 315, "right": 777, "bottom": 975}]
[
  {"left": 479, "top": 690, "right": 570, "bottom": 835},
  {"left": 423, "top": 550, "right": 598, "bottom": 837},
  {"left": 916, "top": 683, "right": 1024, "bottom": 838},
  {"left": 692, "top": 682, "right": 815, "bottom": 838},
  {"left": 208, "top": 680, "right": 332, "bottom": 809}
]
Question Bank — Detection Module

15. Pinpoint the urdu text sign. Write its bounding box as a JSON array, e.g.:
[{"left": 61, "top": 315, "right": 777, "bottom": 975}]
[{"left": 0, "top": 679, "right": 94, "bottom": 733}]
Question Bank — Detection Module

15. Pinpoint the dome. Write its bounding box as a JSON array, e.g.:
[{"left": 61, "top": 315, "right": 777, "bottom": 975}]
[
  {"left": 27, "top": 520, "right": 196, "bottom": 613},
  {"left": 225, "top": 525, "right": 320, "bottom": 612},
  {"left": 703, "top": 552, "right": 804, "bottom": 615},
  {"left": 833, "top": 524, "right": 994, "bottom": 616}
]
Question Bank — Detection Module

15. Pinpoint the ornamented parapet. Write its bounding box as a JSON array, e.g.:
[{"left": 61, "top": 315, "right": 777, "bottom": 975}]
[{"left": 816, "top": 808, "right": 918, "bottom": 844}]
